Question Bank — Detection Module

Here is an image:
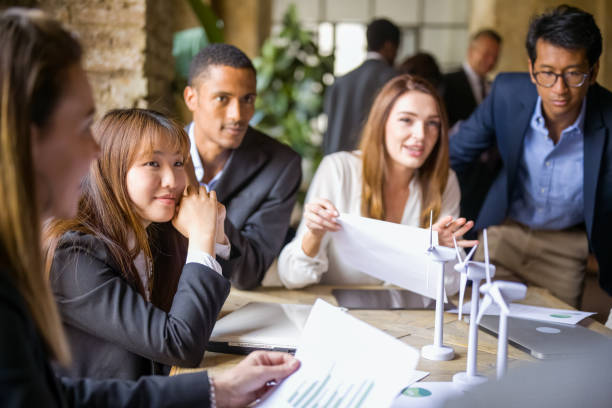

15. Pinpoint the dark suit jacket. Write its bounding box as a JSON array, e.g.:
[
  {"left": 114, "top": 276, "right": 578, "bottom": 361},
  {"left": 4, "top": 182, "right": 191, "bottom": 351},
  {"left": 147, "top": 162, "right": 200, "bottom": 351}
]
[
  {"left": 323, "top": 58, "right": 397, "bottom": 154},
  {"left": 442, "top": 67, "right": 478, "bottom": 128},
  {"left": 213, "top": 126, "right": 302, "bottom": 289},
  {"left": 450, "top": 72, "right": 612, "bottom": 295},
  {"left": 444, "top": 67, "right": 501, "bottom": 226},
  {"left": 50, "top": 230, "right": 230, "bottom": 380},
  {"left": 0, "top": 264, "right": 213, "bottom": 407}
]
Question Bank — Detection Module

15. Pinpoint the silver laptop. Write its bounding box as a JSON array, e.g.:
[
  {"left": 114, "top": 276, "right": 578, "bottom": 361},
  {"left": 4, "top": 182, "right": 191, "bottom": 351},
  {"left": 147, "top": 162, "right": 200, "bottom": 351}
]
[
  {"left": 477, "top": 315, "right": 612, "bottom": 359},
  {"left": 208, "top": 302, "right": 311, "bottom": 355}
]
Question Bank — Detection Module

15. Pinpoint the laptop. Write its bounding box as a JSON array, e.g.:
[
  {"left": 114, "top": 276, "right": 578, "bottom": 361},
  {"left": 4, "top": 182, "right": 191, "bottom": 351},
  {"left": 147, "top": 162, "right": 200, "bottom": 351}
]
[
  {"left": 208, "top": 302, "right": 311, "bottom": 355},
  {"left": 477, "top": 315, "right": 612, "bottom": 359}
]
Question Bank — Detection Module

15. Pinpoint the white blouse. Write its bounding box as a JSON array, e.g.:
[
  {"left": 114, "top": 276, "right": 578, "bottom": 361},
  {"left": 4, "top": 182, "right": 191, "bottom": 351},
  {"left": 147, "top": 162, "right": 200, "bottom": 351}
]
[{"left": 278, "top": 151, "right": 461, "bottom": 294}]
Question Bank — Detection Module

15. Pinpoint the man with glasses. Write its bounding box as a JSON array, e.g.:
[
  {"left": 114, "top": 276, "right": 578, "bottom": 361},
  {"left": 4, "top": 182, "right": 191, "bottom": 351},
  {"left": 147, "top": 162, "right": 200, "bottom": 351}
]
[{"left": 449, "top": 5, "right": 612, "bottom": 307}]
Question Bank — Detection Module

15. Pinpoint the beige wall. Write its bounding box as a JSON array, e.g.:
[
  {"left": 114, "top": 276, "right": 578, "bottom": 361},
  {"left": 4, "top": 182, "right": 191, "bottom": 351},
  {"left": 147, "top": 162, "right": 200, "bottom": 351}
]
[
  {"left": 214, "top": 0, "right": 271, "bottom": 59},
  {"left": 470, "top": 0, "right": 610, "bottom": 89}
]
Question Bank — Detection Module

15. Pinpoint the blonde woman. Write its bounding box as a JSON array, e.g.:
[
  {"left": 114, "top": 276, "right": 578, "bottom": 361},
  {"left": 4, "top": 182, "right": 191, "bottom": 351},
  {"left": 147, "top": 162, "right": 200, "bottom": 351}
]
[{"left": 279, "top": 75, "right": 476, "bottom": 289}]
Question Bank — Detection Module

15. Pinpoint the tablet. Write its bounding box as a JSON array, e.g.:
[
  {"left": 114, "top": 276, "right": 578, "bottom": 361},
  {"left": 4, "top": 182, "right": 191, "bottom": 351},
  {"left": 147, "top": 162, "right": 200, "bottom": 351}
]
[{"left": 332, "top": 288, "right": 455, "bottom": 310}]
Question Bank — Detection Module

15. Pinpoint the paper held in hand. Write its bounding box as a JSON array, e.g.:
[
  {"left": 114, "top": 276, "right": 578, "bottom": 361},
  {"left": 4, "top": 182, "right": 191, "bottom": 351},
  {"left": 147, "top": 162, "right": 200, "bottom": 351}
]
[
  {"left": 257, "top": 299, "right": 425, "bottom": 408},
  {"left": 331, "top": 213, "right": 444, "bottom": 300}
]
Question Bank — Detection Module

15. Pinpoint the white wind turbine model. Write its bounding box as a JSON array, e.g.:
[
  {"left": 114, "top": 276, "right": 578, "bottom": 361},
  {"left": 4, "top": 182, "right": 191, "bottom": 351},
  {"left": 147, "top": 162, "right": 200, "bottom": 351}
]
[
  {"left": 452, "top": 229, "right": 496, "bottom": 388},
  {"left": 421, "top": 210, "right": 457, "bottom": 361},
  {"left": 476, "top": 250, "right": 527, "bottom": 379}
]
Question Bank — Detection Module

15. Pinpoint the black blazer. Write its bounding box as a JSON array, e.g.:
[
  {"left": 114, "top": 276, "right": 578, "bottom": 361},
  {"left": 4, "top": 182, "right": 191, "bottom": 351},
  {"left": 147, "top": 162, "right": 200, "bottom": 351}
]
[
  {"left": 323, "top": 59, "right": 397, "bottom": 154},
  {"left": 442, "top": 67, "right": 478, "bottom": 127},
  {"left": 450, "top": 73, "right": 612, "bottom": 295},
  {"left": 210, "top": 126, "right": 302, "bottom": 289},
  {"left": 50, "top": 230, "right": 230, "bottom": 380},
  {"left": 0, "top": 264, "right": 212, "bottom": 407}
]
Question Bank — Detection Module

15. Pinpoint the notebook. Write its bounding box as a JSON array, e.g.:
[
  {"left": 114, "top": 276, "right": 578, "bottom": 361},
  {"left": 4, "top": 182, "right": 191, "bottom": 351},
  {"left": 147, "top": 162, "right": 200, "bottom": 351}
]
[
  {"left": 208, "top": 302, "right": 311, "bottom": 355},
  {"left": 477, "top": 315, "right": 612, "bottom": 359}
]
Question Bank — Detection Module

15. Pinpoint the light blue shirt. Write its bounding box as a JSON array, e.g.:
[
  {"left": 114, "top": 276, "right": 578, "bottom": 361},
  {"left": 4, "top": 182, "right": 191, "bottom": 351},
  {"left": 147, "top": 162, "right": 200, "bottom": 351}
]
[
  {"left": 508, "top": 97, "right": 585, "bottom": 229},
  {"left": 187, "top": 122, "right": 230, "bottom": 192}
]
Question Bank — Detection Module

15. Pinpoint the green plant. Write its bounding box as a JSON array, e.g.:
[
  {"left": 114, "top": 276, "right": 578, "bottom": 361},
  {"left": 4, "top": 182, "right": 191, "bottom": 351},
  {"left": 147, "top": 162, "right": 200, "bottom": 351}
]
[{"left": 252, "top": 4, "right": 334, "bottom": 190}]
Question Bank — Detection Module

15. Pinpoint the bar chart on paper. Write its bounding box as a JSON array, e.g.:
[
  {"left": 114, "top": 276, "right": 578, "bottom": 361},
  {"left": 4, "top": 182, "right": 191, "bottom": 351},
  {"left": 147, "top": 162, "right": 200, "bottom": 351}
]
[{"left": 259, "top": 363, "right": 379, "bottom": 408}]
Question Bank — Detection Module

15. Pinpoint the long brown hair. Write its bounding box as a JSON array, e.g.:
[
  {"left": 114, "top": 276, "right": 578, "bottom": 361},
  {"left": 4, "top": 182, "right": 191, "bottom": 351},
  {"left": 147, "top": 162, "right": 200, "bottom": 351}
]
[
  {"left": 45, "top": 109, "right": 190, "bottom": 308},
  {"left": 0, "top": 8, "right": 83, "bottom": 365},
  {"left": 359, "top": 74, "right": 450, "bottom": 227}
]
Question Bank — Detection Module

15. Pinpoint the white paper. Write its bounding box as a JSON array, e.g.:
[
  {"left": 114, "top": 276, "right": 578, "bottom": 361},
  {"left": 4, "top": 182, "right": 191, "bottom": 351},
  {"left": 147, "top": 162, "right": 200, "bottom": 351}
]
[
  {"left": 449, "top": 302, "right": 596, "bottom": 325},
  {"left": 331, "top": 213, "right": 442, "bottom": 299},
  {"left": 257, "top": 299, "right": 422, "bottom": 408},
  {"left": 391, "top": 382, "right": 464, "bottom": 408}
]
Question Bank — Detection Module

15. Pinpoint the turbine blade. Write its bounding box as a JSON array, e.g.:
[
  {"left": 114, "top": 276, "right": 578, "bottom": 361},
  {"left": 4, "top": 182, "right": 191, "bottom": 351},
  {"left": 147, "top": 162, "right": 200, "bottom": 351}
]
[
  {"left": 458, "top": 273, "right": 467, "bottom": 320},
  {"left": 476, "top": 294, "right": 491, "bottom": 323},
  {"left": 453, "top": 235, "right": 462, "bottom": 263},
  {"left": 491, "top": 285, "right": 510, "bottom": 315},
  {"left": 484, "top": 228, "right": 491, "bottom": 284},
  {"left": 465, "top": 244, "right": 478, "bottom": 262}
]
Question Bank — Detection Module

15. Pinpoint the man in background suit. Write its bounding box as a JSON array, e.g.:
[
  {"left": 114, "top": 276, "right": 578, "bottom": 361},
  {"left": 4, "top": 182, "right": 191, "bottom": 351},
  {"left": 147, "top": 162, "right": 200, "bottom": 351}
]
[
  {"left": 450, "top": 5, "right": 611, "bottom": 307},
  {"left": 322, "top": 18, "right": 399, "bottom": 155},
  {"left": 443, "top": 29, "right": 502, "bottom": 225},
  {"left": 184, "top": 44, "right": 302, "bottom": 289}
]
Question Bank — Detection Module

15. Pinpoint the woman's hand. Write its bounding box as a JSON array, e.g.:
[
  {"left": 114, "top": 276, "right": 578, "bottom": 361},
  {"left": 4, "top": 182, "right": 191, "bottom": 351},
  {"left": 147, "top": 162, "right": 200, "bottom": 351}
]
[
  {"left": 215, "top": 201, "right": 228, "bottom": 245},
  {"left": 172, "top": 185, "right": 218, "bottom": 255},
  {"left": 213, "top": 351, "right": 300, "bottom": 408},
  {"left": 303, "top": 198, "right": 341, "bottom": 237},
  {"left": 433, "top": 215, "right": 478, "bottom": 248},
  {"left": 301, "top": 198, "right": 340, "bottom": 257}
]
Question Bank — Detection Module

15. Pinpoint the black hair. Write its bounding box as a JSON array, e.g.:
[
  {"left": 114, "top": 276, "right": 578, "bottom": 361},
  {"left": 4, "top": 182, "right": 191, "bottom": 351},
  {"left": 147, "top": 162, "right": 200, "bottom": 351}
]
[
  {"left": 366, "top": 18, "right": 400, "bottom": 51},
  {"left": 188, "top": 43, "right": 255, "bottom": 86},
  {"left": 526, "top": 4, "right": 602, "bottom": 67},
  {"left": 472, "top": 29, "right": 502, "bottom": 45}
]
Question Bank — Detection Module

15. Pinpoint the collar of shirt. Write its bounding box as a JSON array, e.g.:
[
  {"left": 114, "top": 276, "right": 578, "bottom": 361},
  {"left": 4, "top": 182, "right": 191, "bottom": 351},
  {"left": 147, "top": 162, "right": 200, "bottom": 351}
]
[
  {"left": 530, "top": 96, "right": 587, "bottom": 141},
  {"left": 187, "top": 122, "right": 230, "bottom": 192},
  {"left": 462, "top": 61, "right": 486, "bottom": 104},
  {"left": 365, "top": 51, "right": 386, "bottom": 62}
]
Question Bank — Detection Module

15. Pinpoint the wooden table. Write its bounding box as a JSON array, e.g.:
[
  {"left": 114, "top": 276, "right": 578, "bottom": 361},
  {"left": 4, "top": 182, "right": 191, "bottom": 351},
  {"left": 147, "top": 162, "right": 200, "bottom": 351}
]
[{"left": 171, "top": 285, "right": 611, "bottom": 381}]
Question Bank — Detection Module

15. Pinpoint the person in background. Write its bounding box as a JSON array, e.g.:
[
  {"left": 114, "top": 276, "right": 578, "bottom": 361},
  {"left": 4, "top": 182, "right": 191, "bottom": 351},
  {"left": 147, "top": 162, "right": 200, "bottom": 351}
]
[
  {"left": 449, "top": 5, "right": 612, "bottom": 308},
  {"left": 323, "top": 18, "right": 400, "bottom": 155},
  {"left": 0, "top": 8, "right": 298, "bottom": 407},
  {"left": 398, "top": 52, "right": 443, "bottom": 92},
  {"left": 278, "top": 74, "right": 474, "bottom": 290},
  {"left": 443, "top": 29, "right": 503, "bottom": 228},
  {"left": 183, "top": 43, "right": 302, "bottom": 290},
  {"left": 45, "top": 108, "right": 230, "bottom": 380}
]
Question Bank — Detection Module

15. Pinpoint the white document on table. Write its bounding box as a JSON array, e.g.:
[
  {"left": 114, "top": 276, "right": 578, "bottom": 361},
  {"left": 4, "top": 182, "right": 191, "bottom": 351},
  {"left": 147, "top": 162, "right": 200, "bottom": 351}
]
[
  {"left": 330, "top": 213, "right": 441, "bottom": 300},
  {"left": 449, "top": 302, "right": 596, "bottom": 325},
  {"left": 257, "top": 299, "right": 423, "bottom": 408}
]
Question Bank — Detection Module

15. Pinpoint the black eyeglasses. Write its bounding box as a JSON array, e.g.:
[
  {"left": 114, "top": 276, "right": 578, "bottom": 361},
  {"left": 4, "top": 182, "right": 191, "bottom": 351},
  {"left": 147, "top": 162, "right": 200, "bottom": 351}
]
[{"left": 532, "top": 69, "right": 591, "bottom": 88}]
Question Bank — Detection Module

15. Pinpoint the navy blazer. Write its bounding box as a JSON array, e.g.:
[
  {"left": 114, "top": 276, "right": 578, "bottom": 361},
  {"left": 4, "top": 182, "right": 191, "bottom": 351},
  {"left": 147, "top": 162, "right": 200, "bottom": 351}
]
[
  {"left": 450, "top": 72, "right": 612, "bottom": 295},
  {"left": 0, "top": 264, "right": 213, "bottom": 407}
]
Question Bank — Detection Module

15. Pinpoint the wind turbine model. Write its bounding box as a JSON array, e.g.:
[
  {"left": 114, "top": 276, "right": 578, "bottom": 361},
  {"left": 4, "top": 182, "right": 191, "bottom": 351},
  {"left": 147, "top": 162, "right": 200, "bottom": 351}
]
[
  {"left": 452, "top": 229, "right": 496, "bottom": 388},
  {"left": 476, "top": 277, "right": 527, "bottom": 379},
  {"left": 421, "top": 211, "right": 456, "bottom": 361}
]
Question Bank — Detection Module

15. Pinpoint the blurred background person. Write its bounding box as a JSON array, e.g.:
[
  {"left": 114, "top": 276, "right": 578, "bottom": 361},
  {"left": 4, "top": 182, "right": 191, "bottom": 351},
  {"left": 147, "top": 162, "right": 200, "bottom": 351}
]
[
  {"left": 398, "top": 52, "right": 443, "bottom": 93},
  {"left": 322, "top": 18, "right": 400, "bottom": 155}
]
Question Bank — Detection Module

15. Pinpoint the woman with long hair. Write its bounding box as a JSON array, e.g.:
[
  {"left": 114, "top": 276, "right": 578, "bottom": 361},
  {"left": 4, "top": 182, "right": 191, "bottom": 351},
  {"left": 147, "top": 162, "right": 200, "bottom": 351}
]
[
  {"left": 44, "top": 108, "right": 231, "bottom": 380},
  {"left": 0, "top": 7, "right": 297, "bottom": 407},
  {"left": 279, "top": 74, "right": 476, "bottom": 289}
]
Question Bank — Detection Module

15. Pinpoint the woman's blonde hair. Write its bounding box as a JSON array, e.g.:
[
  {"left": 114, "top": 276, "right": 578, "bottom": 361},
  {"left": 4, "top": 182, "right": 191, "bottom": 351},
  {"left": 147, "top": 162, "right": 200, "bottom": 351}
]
[
  {"left": 359, "top": 74, "right": 450, "bottom": 227},
  {"left": 0, "top": 8, "right": 84, "bottom": 365},
  {"left": 45, "top": 109, "right": 191, "bottom": 309}
]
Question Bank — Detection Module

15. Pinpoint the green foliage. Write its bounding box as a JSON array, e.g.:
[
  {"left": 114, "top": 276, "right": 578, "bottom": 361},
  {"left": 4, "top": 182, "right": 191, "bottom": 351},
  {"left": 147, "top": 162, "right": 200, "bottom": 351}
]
[{"left": 252, "top": 4, "right": 334, "bottom": 180}]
